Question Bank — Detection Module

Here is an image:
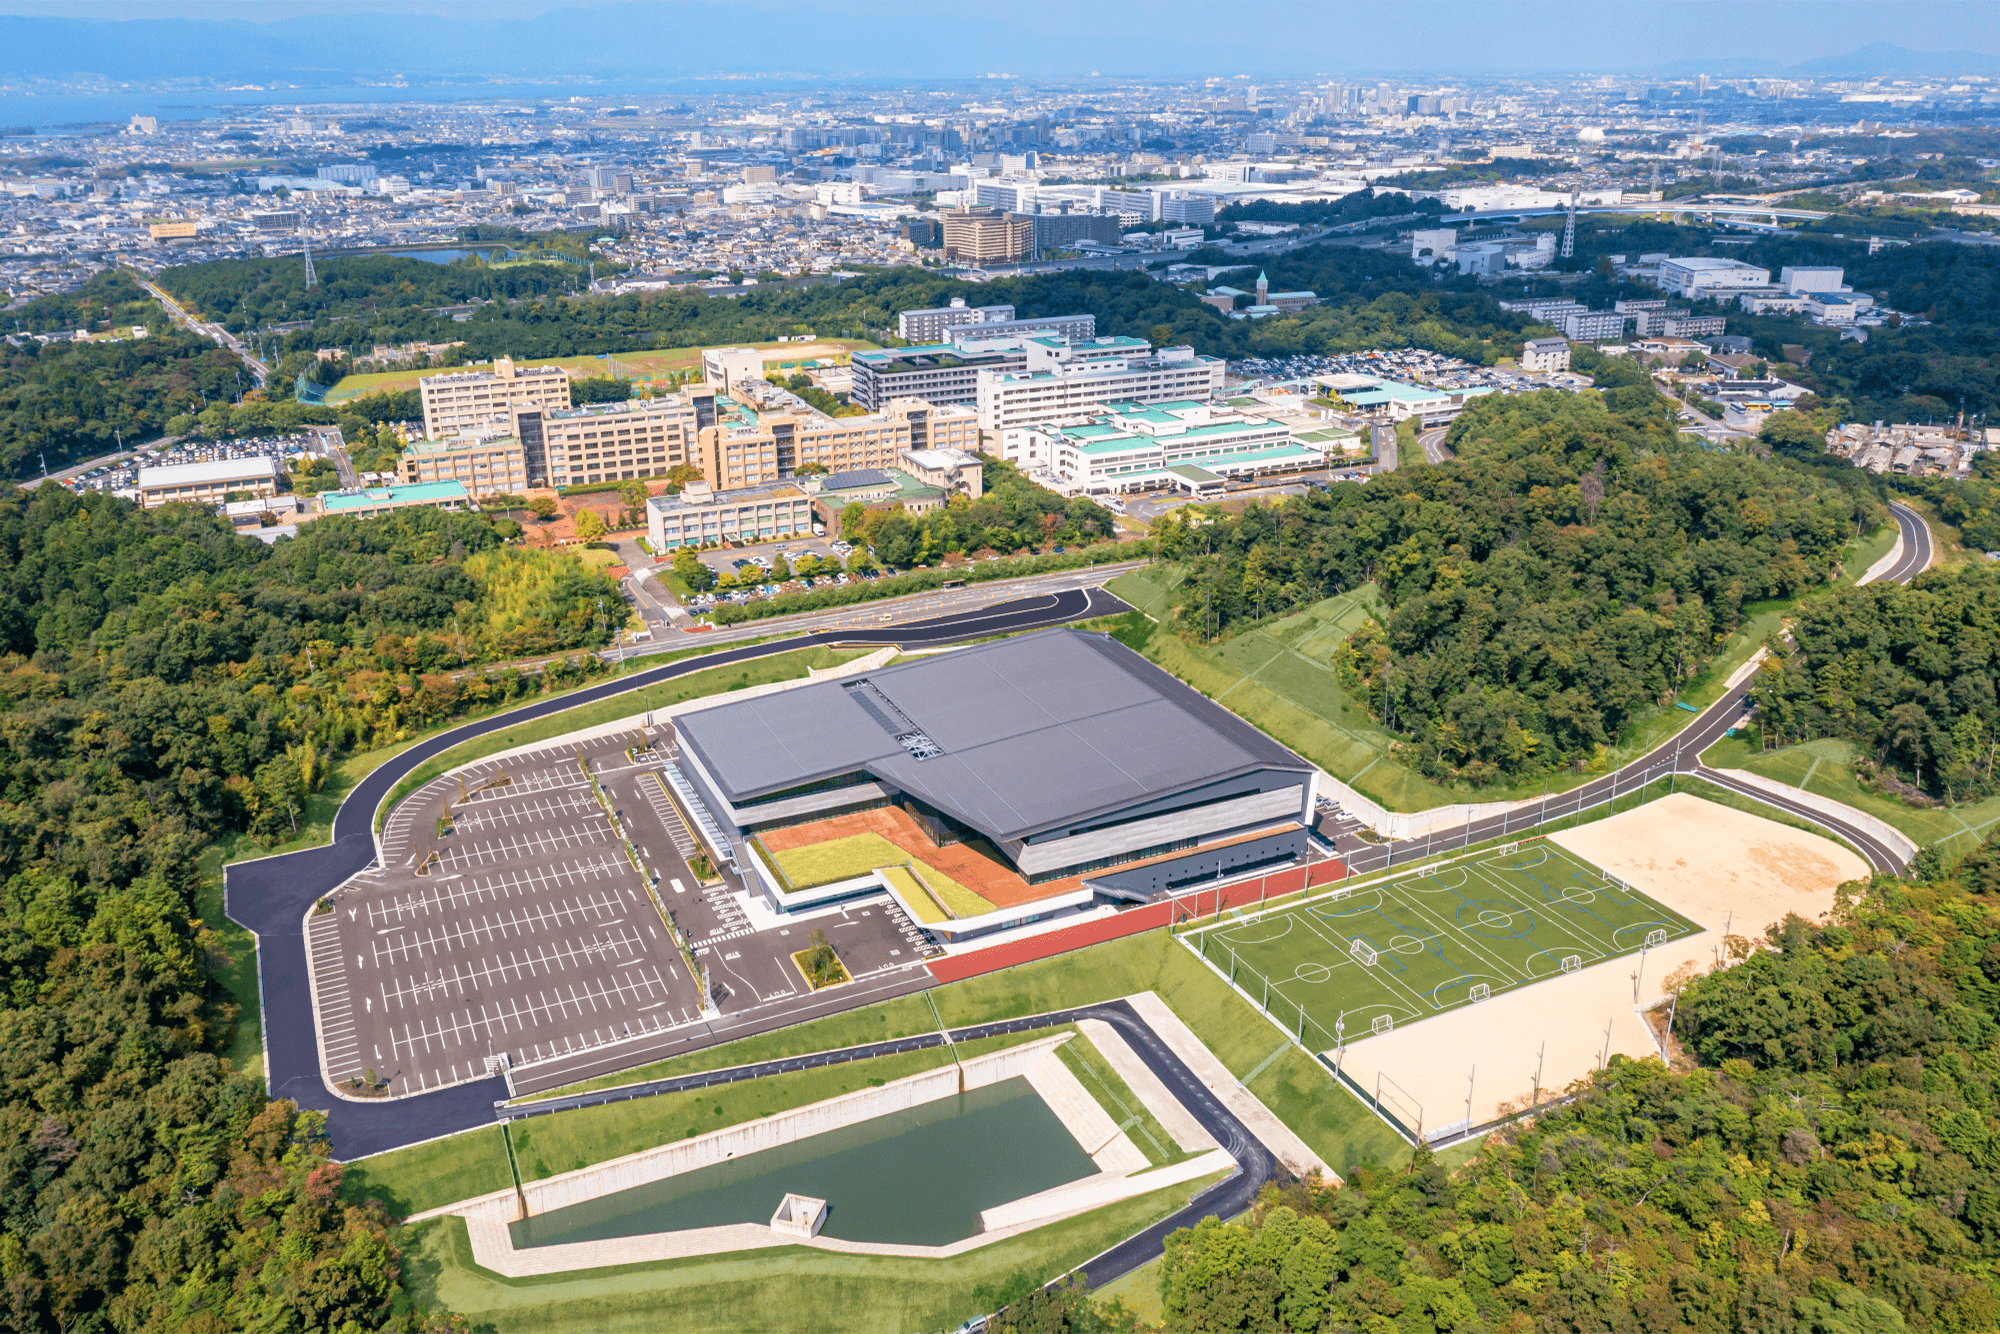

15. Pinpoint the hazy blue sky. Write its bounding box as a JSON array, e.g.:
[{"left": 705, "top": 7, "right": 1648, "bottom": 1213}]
[{"left": 0, "top": 1, "right": 1995, "bottom": 78}]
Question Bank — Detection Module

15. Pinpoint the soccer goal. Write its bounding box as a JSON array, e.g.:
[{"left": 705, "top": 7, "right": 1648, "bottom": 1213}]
[
  {"left": 1417, "top": 864, "right": 1439, "bottom": 878},
  {"left": 1371, "top": 1014, "right": 1394, "bottom": 1035},
  {"left": 1469, "top": 982, "right": 1491, "bottom": 1003},
  {"left": 1561, "top": 954, "right": 1581, "bottom": 973},
  {"left": 1351, "top": 939, "right": 1379, "bottom": 966},
  {"left": 1498, "top": 841, "right": 1519, "bottom": 855},
  {"left": 1644, "top": 928, "right": 1667, "bottom": 949}
]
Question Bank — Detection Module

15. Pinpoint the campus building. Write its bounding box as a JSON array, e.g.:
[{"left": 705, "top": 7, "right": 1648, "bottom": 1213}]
[
  {"left": 848, "top": 316, "right": 1098, "bottom": 410},
  {"left": 398, "top": 428, "right": 527, "bottom": 493},
  {"left": 694, "top": 393, "right": 979, "bottom": 492},
  {"left": 418, "top": 356, "right": 573, "bottom": 439},
  {"left": 645, "top": 479, "right": 817, "bottom": 550},
  {"left": 137, "top": 456, "right": 280, "bottom": 508},
  {"left": 1000, "top": 401, "right": 1335, "bottom": 496},
  {"left": 315, "top": 480, "right": 472, "bottom": 520},
  {"left": 974, "top": 337, "right": 1227, "bottom": 434},
  {"left": 667, "top": 628, "right": 1317, "bottom": 928},
  {"left": 1317, "top": 374, "right": 1493, "bottom": 427},
  {"left": 542, "top": 396, "right": 706, "bottom": 489}
]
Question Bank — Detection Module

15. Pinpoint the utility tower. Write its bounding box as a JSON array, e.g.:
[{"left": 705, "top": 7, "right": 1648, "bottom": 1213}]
[
  {"left": 1649, "top": 163, "right": 1661, "bottom": 202},
  {"left": 1561, "top": 188, "right": 1578, "bottom": 261},
  {"left": 302, "top": 234, "right": 318, "bottom": 289}
]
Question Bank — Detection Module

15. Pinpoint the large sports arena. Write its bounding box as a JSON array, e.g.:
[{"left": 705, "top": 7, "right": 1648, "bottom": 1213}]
[{"left": 666, "top": 628, "right": 1319, "bottom": 936}]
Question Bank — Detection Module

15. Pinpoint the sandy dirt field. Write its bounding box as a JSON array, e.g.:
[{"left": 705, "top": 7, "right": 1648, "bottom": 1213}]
[{"left": 1328, "top": 793, "right": 1869, "bottom": 1138}]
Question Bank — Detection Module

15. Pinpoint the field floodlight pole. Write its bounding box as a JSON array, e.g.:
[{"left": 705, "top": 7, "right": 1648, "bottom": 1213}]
[
  {"left": 1466, "top": 1065, "right": 1476, "bottom": 1129},
  {"left": 1601, "top": 1018, "right": 1613, "bottom": 1071},
  {"left": 1533, "top": 1041, "right": 1545, "bottom": 1109}
]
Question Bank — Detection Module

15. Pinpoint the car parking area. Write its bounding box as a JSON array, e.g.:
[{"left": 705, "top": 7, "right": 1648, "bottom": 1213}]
[
  {"left": 311, "top": 743, "right": 709, "bottom": 1097},
  {"left": 312, "top": 722, "right": 938, "bottom": 1100}
]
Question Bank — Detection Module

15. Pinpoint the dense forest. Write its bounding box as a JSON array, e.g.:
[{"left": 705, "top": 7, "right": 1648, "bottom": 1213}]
[
  {"left": 0, "top": 326, "right": 421, "bottom": 479},
  {"left": 152, "top": 244, "right": 1545, "bottom": 384},
  {"left": 1146, "top": 358, "right": 1878, "bottom": 785},
  {"left": 1747, "top": 563, "right": 2000, "bottom": 803},
  {"left": 0, "top": 485, "right": 622, "bottom": 1331},
  {"left": 5, "top": 269, "right": 163, "bottom": 336},
  {"left": 1141, "top": 863, "right": 2000, "bottom": 1333}
]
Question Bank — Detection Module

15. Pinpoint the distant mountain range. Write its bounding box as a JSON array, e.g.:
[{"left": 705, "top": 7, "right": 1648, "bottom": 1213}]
[{"left": 1658, "top": 41, "right": 2000, "bottom": 78}]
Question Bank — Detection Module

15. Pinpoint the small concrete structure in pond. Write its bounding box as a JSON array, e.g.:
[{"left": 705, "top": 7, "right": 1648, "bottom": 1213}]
[{"left": 770, "top": 1193, "right": 828, "bottom": 1239}]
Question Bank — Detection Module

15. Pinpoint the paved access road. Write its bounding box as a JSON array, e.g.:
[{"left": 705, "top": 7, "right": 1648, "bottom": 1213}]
[
  {"left": 502, "top": 998, "right": 1276, "bottom": 1300},
  {"left": 226, "top": 587, "right": 1128, "bottom": 1158}
]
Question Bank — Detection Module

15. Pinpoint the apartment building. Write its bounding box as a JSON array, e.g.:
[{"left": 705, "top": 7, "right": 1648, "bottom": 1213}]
[
  {"left": 398, "top": 428, "right": 527, "bottom": 493},
  {"left": 974, "top": 337, "right": 1226, "bottom": 434},
  {"left": 418, "top": 356, "right": 573, "bottom": 438},
  {"left": 940, "top": 209, "right": 1036, "bottom": 265},
  {"left": 896, "top": 298, "right": 1015, "bottom": 343},
  {"left": 138, "top": 456, "right": 280, "bottom": 508},
  {"left": 694, "top": 395, "right": 979, "bottom": 492},
  {"left": 1520, "top": 337, "right": 1571, "bottom": 373},
  {"left": 542, "top": 396, "right": 706, "bottom": 488}
]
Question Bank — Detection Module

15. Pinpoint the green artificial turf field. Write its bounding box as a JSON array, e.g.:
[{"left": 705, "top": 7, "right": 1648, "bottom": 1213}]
[{"left": 1191, "top": 841, "right": 1699, "bottom": 1051}]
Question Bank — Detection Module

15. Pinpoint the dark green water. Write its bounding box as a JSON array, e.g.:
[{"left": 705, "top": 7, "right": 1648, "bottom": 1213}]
[{"left": 510, "top": 1076, "right": 1096, "bottom": 1248}]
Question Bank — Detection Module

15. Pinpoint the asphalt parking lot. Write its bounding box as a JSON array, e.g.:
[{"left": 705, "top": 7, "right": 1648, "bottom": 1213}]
[
  {"left": 691, "top": 533, "right": 847, "bottom": 577},
  {"left": 311, "top": 718, "right": 936, "bottom": 1100}
]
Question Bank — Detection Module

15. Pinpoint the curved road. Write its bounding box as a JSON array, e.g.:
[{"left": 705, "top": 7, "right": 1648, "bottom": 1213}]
[
  {"left": 498, "top": 999, "right": 1277, "bottom": 1301},
  {"left": 1327, "top": 499, "right": 1934, "bottom": 878},
  {"left": 225, "top": 588, "right": 1127, "bottom": 1157}
]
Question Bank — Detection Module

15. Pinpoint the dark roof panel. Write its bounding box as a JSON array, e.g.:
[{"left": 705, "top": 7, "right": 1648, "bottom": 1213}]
[{"left": 673, "top": 627, "right": 1311, "bottom": 843}]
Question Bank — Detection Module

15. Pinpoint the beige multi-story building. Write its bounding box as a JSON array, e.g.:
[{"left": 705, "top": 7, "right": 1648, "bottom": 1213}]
[
  {"left": 941, "top": 208, "right": 1036, "bottom": 266},
  {"left": 542, "top": 396, "right": 708, "bottom": 488},
  {"left": 695, "top": 395, "right": 979, "bottom": 492},
  {"left": 399, "top": 428, "right": 528, "bottom": 493},
  {"left": 418, "top": 356, "right": 573, "bottom": 439},
  {"left": 137, "top": 456, "right": 279, "bottom": 508}
]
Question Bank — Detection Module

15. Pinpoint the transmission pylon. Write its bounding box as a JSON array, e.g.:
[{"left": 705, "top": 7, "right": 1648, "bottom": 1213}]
[
  {"left": 1649, "top": 163, "right": 1661, "bottom": 202},
  {"left": 302, "top": 234, "right": 318, "bottom": 288},
  {"left": 1561, "top": 188, "right": 1578, "bottom": 261}
]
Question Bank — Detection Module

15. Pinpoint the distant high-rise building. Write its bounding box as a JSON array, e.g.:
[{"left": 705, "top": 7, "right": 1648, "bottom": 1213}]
[
  {"left": 742, "top": 165, "right": 778, "bottom": 184},
  {"left": 940, "top": 208, "right": 1035, "bottom": 266},
  {"left": 129, "top": 115, "right": 158, "bottom": 135}
]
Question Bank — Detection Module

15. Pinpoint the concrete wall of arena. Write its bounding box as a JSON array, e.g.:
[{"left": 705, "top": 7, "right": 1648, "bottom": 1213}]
[{"left": 926, "top": 857, "right": 1349, "bottom": 985}]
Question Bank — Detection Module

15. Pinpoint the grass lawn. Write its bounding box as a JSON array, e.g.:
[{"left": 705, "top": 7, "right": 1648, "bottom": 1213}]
[
  {"left": 343, "top": 1126, "right": 516, "bottom": 1218},
  {"left": 1193, "top": 843, "right": 1698, "bottom": 1050},
  {"left": 395, "top": 1170, "right": 1227, "bottom": 1334},
  {"left": 879, "top": 865, "right": 947, "bottom": 924},
  {"left": 1054, "top": 1031, "right": 1189, "bottom": 1169},
  {"left": 927, "top": 929, "right": 1409, "bottom": 1176},
  {"left": 395, "top": 925, "right": 1418, "bottom": 1225},
  {"left": 1108, "top": 557, "right": 1831, "bottom": 815},
  {"left": 1838, "top": 521, "right": 1899, "bottom": 585},
  {"left": 758, "top": 830, "right": 996, "bottom": 914},
  {"left": 520, "top": 993, "right": 942, "bottom": 1102},
  {"left": 324, "top": 340, "right": 880, "bottom": 404},
  {"left": 509, "top": 1047, "right": 957, "bottom": 1184},
  {"left": 1701, "top": 733, "right": 2000, "bottom": 859},
  {"left": 379, "top": 645, "right": 868, "bottom": 830}
]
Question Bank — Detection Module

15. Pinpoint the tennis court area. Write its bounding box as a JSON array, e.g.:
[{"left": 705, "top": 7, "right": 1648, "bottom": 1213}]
[{"left": 1190, "top": 841, "right": 1700, "bottom": 1052}]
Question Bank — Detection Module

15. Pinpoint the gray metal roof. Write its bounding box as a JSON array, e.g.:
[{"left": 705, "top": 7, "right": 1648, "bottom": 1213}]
[{"left": 674, "top": 628, "right": 1310, "bottom": 844}]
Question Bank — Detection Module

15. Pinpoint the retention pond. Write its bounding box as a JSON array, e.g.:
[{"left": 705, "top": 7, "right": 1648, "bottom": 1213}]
[{"left": 509, "top": 1076, "right": 1094, "bottom": 1249}]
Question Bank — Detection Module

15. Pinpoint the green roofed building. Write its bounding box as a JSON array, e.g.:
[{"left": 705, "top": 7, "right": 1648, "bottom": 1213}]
[
  {"left": 315, "top": 480, "right": 472, "bottom": 520},
  {"left": 998, "top": 400, "right": 1346, "bottom": 496}
]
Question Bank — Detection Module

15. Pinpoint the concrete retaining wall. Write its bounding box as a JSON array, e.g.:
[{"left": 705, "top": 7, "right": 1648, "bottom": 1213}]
[{"left": 516, "top": 1033, "right": 1065, "bottom": 1218}]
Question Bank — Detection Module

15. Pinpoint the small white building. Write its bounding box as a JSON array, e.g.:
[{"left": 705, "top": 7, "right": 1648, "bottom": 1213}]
[
  {"left": 1520, "top": 337, "right": 1571, "bottom": 373},
  {"left": 137, "top": 456, "right": 280, "bottom": 509}
]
